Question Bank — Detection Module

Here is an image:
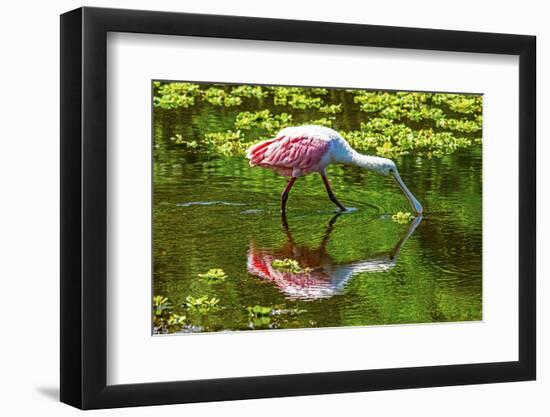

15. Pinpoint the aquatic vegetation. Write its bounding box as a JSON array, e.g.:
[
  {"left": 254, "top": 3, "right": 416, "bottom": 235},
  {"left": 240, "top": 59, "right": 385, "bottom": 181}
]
[
  {"left": 153, "top": 82, "right": 200, "bottom": 109},
  {"left": 246, "top": 305, "right": 273, "bottom": 328},
  {"left": 170, "top": 133, "right": 198, "bottom": 148},
  {"left": 153, "top": 295, "right": 187, "bottom": 333},
  {"left": 204, "top": 130, "right": 242, "bottom": 142},
  {"left": 235, "top": 110, "right": 292, "bottom": 133},
  {"left": 405, "top": 105, "right": 445, "bottom": 122},
  {"left": 392, "top": 211, "right": 414, "bottom": 224},
  {"left": 319, "top": 103, "right": 342, "bottom": 114},
  {"left": 245, "top": 304, "right": 308, "bottom": 329},
  {"left": 153, "top": 295, "right": 171, "bottom": 316},
  {"left": 231, "top": 85, "right": 268, "bottom": 99},
  {"left": 203, "top": 130, "right": 246, "bottom": 156},
  {"left": 184, "top": 295, "right": 221, "bottom": 312},
  {"left": 307, "top": 117, "right": 333, "bottom": 127},
  {"left": 342, "top": 118, "right": 476, "bottom": 158},
  {"left": 202, "top": 87, "right": 242, "bottom": 106},
  {"left": 270, "top": 86, "right": 326, "bottom": 108},
  {"left": 432, "top": 93, "right": 482, "bottom": 114},
  {"left": 247, "top": 305, "right": 272, "bottom": 317},
  {"left": 310, "top": 88, "right": 328, "bottom": 95},
  {"left": 436, "top": 117, "right": 482, "bottom": 133},
  {"left": 153, "top": 81, "right": 482, "bottom": 159},
  {"left": 288, "top": 94, "right": 323, "bottom": 109},
  {"left": 198, "top": 268, "right": 227, "bottom": 283},
  {"left": 271, "top": 258, "right": 312, "bottom": 274}
]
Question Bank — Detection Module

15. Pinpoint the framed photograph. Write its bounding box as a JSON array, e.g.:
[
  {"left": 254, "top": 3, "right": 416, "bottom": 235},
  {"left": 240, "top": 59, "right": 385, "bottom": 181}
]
[{"left": 60, "top": 6, "right": 536, "bottom": 409}]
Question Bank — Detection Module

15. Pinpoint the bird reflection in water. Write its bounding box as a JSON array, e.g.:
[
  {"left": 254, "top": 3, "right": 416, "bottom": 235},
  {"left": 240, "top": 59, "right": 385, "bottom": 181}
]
[{"left": 247, "top": 214, "right": 422, "bottom": 300}]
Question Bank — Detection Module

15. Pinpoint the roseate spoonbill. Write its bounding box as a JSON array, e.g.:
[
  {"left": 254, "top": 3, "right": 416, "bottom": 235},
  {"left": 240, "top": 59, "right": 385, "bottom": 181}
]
[
  {"left": 247, "top": 213, "right": 422, "bottom": 300},
  {"left": 247, "top": 125, "right": 423, "bottom": 214}
]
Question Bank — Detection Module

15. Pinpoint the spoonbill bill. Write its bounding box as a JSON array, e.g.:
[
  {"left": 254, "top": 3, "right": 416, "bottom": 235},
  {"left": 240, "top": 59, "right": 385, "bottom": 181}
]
[{"left": 247, "top": 125, "right": 423, "bottom": 214}]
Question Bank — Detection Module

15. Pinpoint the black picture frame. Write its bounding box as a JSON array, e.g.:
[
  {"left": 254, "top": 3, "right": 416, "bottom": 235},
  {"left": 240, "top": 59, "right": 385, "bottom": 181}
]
[{"left": 60, "top": 6, "right": 536, "bottom": 410}]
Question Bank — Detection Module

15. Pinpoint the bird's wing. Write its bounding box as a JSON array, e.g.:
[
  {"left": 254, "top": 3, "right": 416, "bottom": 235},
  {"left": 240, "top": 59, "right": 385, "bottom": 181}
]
[{"left": 247, "top": 135, "right": 330, "bottom": 169}]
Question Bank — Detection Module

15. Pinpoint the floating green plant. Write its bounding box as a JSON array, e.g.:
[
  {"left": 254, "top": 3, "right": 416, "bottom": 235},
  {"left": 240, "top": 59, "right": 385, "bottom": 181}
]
[
  {"left": 436, "top": 117, "right": 482, "bottom": 133},
  {"left": 246, "top": 305, "right": 273, "bottom": 328},
  {"left": 270, "top": 86, "right": 326, "bottom": 108},
  {"left": 234, "top": 110, "right": 292, "bottom": 133},
  {"left": 342, "top": 118, "right": 476, "bottom": 158},
  {"left": 184, "top": 295, "right": 221, "bottom": 312},
  {"left": 198, "top": 268, "right": 227, "bottom": 283},
  {"left": 170, "top": 133, "right": 198, "bottom": 148},
  {"left": 153, "top": 82, "right": 200, "bottom": 109},
  {"left": 307, "top": 117, "right": 333, "bottom": 127},
  {"left": 153, "top": 295, "right": 187, "bottom": 333},
  {"left": 288, "top": 94, "right": 323, "bottom": 109},
  {"left": 203, "top": 87, "right": 242, "bottom": 106},
  {"left": 392, "top": 211, "right": 414, "bottom": 224},
  {"left": 247, "top": 305, "right": 272, "bottom": 317},
  {"left": 153, "top": 295, "right": 171, "bottom": 316},
  {"left": 231, "top": 85, "right": 268, "bottom": 99},
  {"left": 271, "top": 258, "right": 312, "bottom": 274},
  {"left": 153, "top": 81, "right": 482, "bottom": 159},
  {"left": 432, "top": 93, "right": 482, "bottom": 114},
  {"left": 271, "top": 258, "right": 302, "bottom": 273},
  {"left": 319, "top": 103, "right": 342, "bottom": 114}
]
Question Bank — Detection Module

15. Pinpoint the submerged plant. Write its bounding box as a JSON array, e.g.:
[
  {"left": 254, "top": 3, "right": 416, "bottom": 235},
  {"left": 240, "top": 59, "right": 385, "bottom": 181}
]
[{"left": 198, "top": 268, "right": 227, "bottom": 283}]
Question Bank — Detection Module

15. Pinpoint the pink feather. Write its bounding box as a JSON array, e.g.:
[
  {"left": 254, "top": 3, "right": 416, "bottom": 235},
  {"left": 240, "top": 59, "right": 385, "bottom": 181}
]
[{"left": 247, "top": 134, "right": 330, "bottom": 177}]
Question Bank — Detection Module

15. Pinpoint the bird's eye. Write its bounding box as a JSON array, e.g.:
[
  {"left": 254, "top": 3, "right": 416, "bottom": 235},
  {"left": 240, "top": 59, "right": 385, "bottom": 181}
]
[{"left": 389, "top": 168, "right": 394, "bottom": 173}]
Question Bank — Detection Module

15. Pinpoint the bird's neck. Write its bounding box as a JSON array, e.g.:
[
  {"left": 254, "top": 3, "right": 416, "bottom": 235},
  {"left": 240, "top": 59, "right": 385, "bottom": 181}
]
[{"left": 350, "top": 151, "right": 388, "bottom": 174}]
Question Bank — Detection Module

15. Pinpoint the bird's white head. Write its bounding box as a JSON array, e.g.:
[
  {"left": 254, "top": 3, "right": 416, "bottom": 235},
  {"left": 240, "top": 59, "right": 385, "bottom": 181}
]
[
  {"left": 352, "top": 154, "right": 423, "bottom": 215},
  {"left": 375, "top": 158, "right": 398, "bottom": 177}
]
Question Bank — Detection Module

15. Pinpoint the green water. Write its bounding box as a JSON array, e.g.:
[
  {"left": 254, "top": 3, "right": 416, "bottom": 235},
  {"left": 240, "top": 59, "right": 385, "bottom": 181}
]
[{"left": 153, "top": 97, "right": 482, "bottom": 334}]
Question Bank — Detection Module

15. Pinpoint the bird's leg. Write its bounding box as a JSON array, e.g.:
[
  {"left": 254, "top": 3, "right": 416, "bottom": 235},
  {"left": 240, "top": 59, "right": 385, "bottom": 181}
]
[
  {"left": 281, "top": 177, "right": 297, "bottom": 213},
  {"left": 321, "top": 175, "right": 347, "bottom": 212},
  {"left": 320, "top": 213, "right": 342, "bottom": 250}
]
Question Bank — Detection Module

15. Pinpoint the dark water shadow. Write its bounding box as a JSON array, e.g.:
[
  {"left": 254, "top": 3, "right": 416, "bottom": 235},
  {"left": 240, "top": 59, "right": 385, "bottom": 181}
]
[
  {"left": 35, "top": 386, "right": 59, "bottom": 401},
  {"left": 247, "top": 213, "right": 422, "bottom": 300}
]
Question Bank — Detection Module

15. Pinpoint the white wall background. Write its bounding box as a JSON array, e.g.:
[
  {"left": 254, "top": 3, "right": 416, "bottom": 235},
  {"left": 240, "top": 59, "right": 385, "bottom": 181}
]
[{"left": 0, "top": 0, "right": 545, "bottom": 415}]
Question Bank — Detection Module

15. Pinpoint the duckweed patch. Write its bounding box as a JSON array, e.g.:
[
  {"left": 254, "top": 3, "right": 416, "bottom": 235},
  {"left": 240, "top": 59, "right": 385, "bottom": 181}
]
[
  {"left": 392, "top": 211, "right": 414, "bottom": 224},
  {"left": 271, "top": 258, "right": 312, "bottom": 274},
  {"left": 198, "top": 268, "right": 228, "bottom": 283}
]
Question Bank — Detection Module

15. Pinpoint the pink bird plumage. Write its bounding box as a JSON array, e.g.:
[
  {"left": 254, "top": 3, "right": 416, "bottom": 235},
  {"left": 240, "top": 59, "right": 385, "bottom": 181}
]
[
  {"left": 247, "top": 125, "right": 423, "bottom": 215},
  {"left": 247, "top": 134, "right": 330, "bottom": 177}
]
